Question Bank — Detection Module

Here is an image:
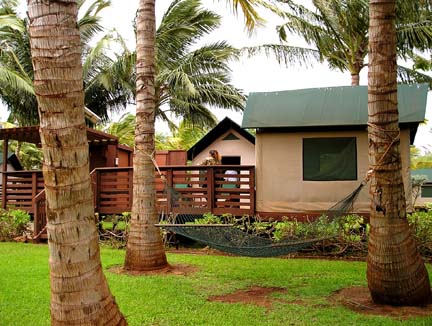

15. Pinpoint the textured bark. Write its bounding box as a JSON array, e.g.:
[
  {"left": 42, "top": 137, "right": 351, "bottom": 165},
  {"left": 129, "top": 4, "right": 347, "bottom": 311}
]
[
  {"left": 28, "top": 1, "right": 127, "bottom": 324},
  {"left": 351, "top": 73, "right": 360, "bottom": 86},
  {"left": 124, "top": 0, "right": 168, "bottom": 271},
  {"left": 366, "top": 0, "right": 431, "bottom": 306}
]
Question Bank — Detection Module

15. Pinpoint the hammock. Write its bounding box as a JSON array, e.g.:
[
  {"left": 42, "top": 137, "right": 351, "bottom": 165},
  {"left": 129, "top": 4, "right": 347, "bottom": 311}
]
[
  {"left": 156, "top": 181, "right": 367, "bottom": 257},
  {"left": 157, "top": 223, "right": 330, "bottom": 257}
]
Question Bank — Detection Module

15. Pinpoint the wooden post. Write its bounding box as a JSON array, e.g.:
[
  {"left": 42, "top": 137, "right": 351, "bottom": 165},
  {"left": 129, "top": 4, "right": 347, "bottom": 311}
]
[
  {"left": 208, "top": 166, "right": 214, "bottom": 213},
  {"left": 166, "top": 169, "right": 173, "bottom": 213},
  {"left": 128, "top": 168, "right": 133, "bottom": 211},
  {"left": 31, "top": 172, "right": 37, "bottom": 214},
  {"left": 2, "top": 138, "right": 8, "bottom": 172},
  {"left": 1, "top": 138, "right": 8, "bottom": 209},
  {"left": 95, "top": 170, "right": 101, "bottom": 212},
  {"left": 249, "top": 166, "right": 255, "bottom": 215},
  {"left": 1, "top": 172, "right": 6, "bottom": 209}
]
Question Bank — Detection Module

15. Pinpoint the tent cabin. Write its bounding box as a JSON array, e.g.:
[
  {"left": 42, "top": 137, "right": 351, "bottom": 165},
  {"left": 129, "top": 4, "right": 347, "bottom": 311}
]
[
  {"left": 411, "top": 168, "right": 432, "bottom": 208},
  {"left": 187, "top": 117, "right": 255, "bottom": 166},
  {"left": 242, "top": 84, "right": 428, "bottom": 218}
]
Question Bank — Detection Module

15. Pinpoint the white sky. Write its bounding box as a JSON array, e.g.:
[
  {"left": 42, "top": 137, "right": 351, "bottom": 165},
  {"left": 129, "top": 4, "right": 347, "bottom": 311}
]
[{"left": 1, "top": 0, "right": 430, "bottom": 151}]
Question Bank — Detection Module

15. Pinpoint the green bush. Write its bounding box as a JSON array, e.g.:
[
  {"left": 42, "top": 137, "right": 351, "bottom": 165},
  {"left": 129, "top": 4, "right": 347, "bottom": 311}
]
[
  {"left": 408, "top": 209, "right": 432, "bottom": 256},
  {"left": 0, "top": 209, "right": 30, "bottom": 241}
]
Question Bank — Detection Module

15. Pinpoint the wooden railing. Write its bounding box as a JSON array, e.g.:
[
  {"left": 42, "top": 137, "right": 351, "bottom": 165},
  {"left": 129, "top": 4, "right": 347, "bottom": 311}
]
[
  {"left": 1, "top": 170, "right": 44, "bottom": 213},
  {"left": 1, "top": 165, "right": 255, "bottom": 241},
  {"left": 91, "top": 165, "right": 255, "bottom": 216}
]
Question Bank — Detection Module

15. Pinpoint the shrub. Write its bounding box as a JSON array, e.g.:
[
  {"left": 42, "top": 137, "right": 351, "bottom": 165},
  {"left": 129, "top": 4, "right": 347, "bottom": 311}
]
[
  {"left": 0, "top": 209, "right": 31, "bottom": 241},
  {"left": 408, "top": 210, "right": 432, "bottom": 256}
]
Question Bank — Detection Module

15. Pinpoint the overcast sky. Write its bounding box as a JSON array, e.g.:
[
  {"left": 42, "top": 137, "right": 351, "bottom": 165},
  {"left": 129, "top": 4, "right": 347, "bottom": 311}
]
[{"left": 2, "top": 0, "right": 430, "bottom": 151}]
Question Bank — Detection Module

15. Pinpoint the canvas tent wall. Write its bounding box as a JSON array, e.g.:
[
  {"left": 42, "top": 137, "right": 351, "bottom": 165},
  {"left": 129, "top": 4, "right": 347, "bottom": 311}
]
[{"left": 243, "top": 84, "right": 428, "bottom": 216}]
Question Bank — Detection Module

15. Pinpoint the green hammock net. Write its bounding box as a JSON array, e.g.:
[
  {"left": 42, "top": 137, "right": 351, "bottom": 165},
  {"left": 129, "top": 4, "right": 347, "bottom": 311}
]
[{"left": 157, "top": 182, "right": 366, "bottom": 258}]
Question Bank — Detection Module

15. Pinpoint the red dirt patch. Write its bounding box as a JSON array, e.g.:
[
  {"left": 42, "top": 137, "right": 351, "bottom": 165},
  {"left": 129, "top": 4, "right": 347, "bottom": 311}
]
[
  {"left": 330, "top": 286, "right": 432, "bottom": 319},
  {"left": 108, "top": 264, "right": 198, "bottom": 276},
  {"left": 208, "top": 286, "right": 287, "bottom": 309}
]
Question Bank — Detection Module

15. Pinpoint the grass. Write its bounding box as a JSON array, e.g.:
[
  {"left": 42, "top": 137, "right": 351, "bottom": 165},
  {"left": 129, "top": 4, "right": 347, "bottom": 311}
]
[{"left": 1, "top": 242, "right": 432, "bottom": 326}]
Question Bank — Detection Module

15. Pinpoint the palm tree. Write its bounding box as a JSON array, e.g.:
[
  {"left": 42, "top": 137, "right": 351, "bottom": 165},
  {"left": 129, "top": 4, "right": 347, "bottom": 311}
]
[
  {"left": 155, "top": 0, "right": 245, "bottom": 128},
  {"left": 103, "top": 113, "right": 136, "bottom": 147},
  {"left": 157, "top": 120, "right": 209, "bottom": 150},
  {"left": 124, "top": 0, "right": 169, "bottom": 271},
  {"left": 100, "top": 0, "right": 246, "bottom": 130},
  {"left": 123, "top": 0, "right": 265, "bottom": 272},
  {"left": 367, "top": 0, "right": 431, "bottom": 305},
  {"left": 0, "top": 0, "right": 133, "bottom": 125},
  {"left": 269, "top": 0, "right": 432, "bottom": 86},
  {"left": 103, "top": 114, "right": 208, "bottom": 150},
  {"left": 27, "top": 0, "right": 127, "bottom": 324}
]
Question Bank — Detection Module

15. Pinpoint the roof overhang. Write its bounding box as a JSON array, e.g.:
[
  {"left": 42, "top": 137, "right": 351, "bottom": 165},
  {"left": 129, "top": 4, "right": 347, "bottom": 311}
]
[
  {"left": 0, "top": 126, "right": 119, "bottom": 146},
  {"left": 242, "top": 84, "right": 429, "bottom": 131}
]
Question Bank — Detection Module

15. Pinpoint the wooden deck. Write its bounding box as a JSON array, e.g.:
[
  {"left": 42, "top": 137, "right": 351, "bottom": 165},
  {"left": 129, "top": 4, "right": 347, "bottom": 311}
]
[{"left": 0, "top": 165, "right": 255, "bottom": 240}]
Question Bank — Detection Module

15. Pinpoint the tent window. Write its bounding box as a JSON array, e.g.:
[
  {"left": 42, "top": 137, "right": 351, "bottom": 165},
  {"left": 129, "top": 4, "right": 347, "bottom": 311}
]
[
  {"left": 422, "top": 185, "right": 432, "bottom": 198},
  {"left": 303, "top": 137, "right": 357, "bottom": 181},
  {"left": 222, "top": 156, "right": 241, "bottom": 165}
]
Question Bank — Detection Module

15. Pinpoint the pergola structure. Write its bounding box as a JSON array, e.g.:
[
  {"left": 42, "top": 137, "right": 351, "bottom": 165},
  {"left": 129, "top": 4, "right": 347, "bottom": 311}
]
[{"left": 0, "top": 126, "right": 122, "bottom": 172}]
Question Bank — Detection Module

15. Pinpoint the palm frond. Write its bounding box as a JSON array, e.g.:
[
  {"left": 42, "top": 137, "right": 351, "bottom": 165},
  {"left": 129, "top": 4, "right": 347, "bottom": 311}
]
[
  {"left": 0, "top": 66, "right": 34, "bottom": 95},
  {"left": 228, "top": 0, "right": 265, "bottom": 32},
  {"left": 397, "top": 65, "right": 432, "bottom": 88},
  {"left": 241, "top": 44, "right": 320, "bottom": 67}
]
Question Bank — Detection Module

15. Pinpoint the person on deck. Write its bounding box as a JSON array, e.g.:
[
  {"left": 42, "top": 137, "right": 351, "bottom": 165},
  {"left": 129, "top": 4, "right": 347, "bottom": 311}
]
[{"left": 199, "top": 149, "right": 221, "bottom": 166}]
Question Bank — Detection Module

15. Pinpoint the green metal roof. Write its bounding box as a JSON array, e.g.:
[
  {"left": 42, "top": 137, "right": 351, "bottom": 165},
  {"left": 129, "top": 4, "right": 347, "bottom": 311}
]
[
  {"left": 242, "top": 84, "right": 428, "bottom": 128},
  {"left": 412, "top": 169, "right": 432, "bottom": 182}
]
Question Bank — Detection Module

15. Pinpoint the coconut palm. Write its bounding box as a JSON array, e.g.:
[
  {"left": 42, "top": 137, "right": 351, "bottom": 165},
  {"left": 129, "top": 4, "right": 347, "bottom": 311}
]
[
  {"left": 367, "top": 0, "right": 431, "bottom": 305},
  {"left": 0, "top": 0, "right": 133, "bottom": 125},
  {"left": 263, "top": 0, "right": 432, "bottom": 86},
  {"left": 103, "top": 113, "right": 136, "bottom": 147},
  {"left": 100, "top": 0, "right": 246, "bottom": 130},
  {"left": 159, "top": 120, "right": 209, "bottom": 150},
  {"left": 103, "top": 113, "right": 208, "bottom": 150},
  {"left": 155, "top": 0, "right": 245, "bottom": 128},
  {"left": 27, "top": 0, "right": 127, "bottom": 324},
  {"left": 124, "top": 0, "right": 169, "bottom": 272},
  {"left": 123, "top": 0, "right": 265, "bottom": 272}
]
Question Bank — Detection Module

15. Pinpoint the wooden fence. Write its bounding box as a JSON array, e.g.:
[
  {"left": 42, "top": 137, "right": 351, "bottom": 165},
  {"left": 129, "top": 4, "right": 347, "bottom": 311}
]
[{"left": 0, "top": 165, "right": 255, "bottom": 241}]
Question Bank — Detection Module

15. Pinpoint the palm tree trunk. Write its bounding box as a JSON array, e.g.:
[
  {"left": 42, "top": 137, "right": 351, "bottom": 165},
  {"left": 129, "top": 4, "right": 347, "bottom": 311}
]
[
  {"left": 28, "top": 1, "right": 127, "bottom": 324},
  {"left": 124, "top": 0, "right": 168, "bottom": 271},
  {"left": 351, "top": 73, "right": 360, "bottom": 86},
  {"left": 367, "top": 0, "right": 430, "bottom": 306}
]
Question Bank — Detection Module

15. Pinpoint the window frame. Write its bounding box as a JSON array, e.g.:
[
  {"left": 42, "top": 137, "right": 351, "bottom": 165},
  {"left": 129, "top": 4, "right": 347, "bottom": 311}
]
[{"left": 302, "top": 137, "right": 358, "bottom": 181}]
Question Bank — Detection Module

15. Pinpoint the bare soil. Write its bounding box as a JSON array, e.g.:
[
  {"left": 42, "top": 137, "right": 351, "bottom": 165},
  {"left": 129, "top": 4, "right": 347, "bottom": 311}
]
[
  {"left": 108, "top": 263, "right": 198, "bottom": 276},
  {"left": 329, "top": 286, "right": 432, "bottom": 319},
  {"left": 110, "top": 249, "right": 432, "bottom": 319},
  {"left": 208, "top": 286, "right": 287, "bottom": 310},
  {"left": 207, "top": 285, "right": 432, "bottom": 319}
]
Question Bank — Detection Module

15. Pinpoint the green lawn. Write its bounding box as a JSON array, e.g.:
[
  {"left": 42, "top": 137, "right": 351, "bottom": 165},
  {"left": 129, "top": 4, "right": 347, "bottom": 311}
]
[{"left": 1, "top": 242, "right": 431, "bottom": 326}]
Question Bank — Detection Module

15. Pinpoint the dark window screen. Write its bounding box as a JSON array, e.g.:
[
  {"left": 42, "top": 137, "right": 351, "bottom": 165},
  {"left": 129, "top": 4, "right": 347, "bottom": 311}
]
[
  {"left": 422, "top": 185, "right": 432, "bottom": 198},
  {"left": 222, "top": 156, "right": 241, "bottom": 165},
  {"left": 303, "top": 137, "right": 357, "bottom": 181}
]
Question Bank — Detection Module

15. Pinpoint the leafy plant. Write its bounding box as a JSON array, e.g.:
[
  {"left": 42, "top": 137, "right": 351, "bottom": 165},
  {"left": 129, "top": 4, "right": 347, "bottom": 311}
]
[
  {"left": 408, "top": 210, "right": 432, "bottom": 256},
  {"left": 0, "top": 209, "right": 30, "bottom": 241}
]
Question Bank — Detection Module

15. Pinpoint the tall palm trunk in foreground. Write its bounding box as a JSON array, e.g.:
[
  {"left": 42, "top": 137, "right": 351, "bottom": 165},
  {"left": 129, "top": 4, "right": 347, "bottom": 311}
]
[
  {"left": 28, "top": 1, "right": 127, "bottom": 324},
  {"left": 124, "top": 0, "right": 168, "bottom": 271},
  {"left": 367, "top": 0, "right": 431, "bottom": 306}
]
